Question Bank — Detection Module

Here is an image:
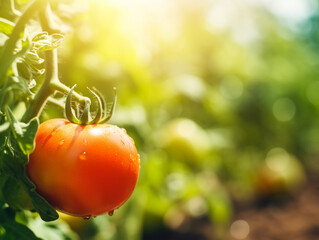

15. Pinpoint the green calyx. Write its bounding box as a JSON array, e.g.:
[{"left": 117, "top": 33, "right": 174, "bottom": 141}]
[{"left": 65, "top": 85, "right": 117, "bottom": 125}]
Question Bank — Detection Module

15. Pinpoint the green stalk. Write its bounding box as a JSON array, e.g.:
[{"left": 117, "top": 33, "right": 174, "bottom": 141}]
[
  {"left": 21, "top": 49, "right": 57, "bottom": 122},
  {"left": 21, "top": 2, "right": 89, "bottom": 122},
  {"left": 51, "top": 81, "right": 89, "bottom": 105},
  {"left": 9, "top": 0, "right": 21, "bottom": 17}
]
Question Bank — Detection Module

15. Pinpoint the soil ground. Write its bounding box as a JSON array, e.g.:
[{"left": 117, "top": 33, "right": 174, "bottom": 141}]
[
  {"left": 144, "top": 178, "right": 319, "bottom": 240},
  {"left": 230, "top": 179, "right": 319, "bottom": 240}
]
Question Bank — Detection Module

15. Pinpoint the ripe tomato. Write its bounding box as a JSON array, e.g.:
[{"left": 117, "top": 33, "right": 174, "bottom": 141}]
[{"left": 26, "top": 119, "right": 140, "bottom": 218}]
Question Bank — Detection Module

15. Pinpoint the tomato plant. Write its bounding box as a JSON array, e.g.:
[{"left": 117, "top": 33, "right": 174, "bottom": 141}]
[
  {"left": 0, "top": 0, "right": 140, "bottom": 239},
  {"left": 27, "top": 118, "right": 140, "bottom": 218}
]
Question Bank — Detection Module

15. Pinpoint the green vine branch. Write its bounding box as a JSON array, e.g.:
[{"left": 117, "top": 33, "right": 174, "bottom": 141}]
[{"left": 21, "top": 2, "right": 89, "bottom": 123}]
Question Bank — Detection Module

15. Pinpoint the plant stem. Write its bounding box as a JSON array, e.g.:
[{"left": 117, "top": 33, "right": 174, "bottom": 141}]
[
  {"left": 0, "top": 0, "right": 44, "bottom": 85},
  {"left": 50, "top": 81, "right": 89, "bottom": 104},
  {"left": 21, "top": 49, "right": 57, "bottom": 122},
  {"left": 47, "top": 97, "right": 65, "bottom": 109},
  {"left": 9, "top": 0, "right": 21, "bottom": 17},
  {"left": 21, "top": 2, "right": 89, "bottom": 122}
]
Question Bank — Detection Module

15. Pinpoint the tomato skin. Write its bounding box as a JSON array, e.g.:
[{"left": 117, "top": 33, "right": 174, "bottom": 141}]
[{"left": 26, "top": 119, "right": 140, "bottom": 217}]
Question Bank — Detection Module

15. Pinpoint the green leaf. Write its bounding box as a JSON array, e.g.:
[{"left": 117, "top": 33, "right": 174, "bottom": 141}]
[
  {"left": 0, "top": 146, "right": 59, "bottom": 222},
  {"left": 9, "top": 76, "right": 35, "bottom": 97},
  {"left": 25, "top": 51, "right": 44, "bottom": 65},
  {"left": 0, "top": 34, "right": 9, "bottom": 47},
  {"left": 2, "top": 176, "right": 34, "bottom": 210},
  {"left": 0, "top": 18, "right": 14, "bottom": 36},
  {"left": 0, "top": 122, "right": 9, "bottom": 133},
  {"left": 0, "top": 175, "right": 6, "bottom": 206},
  {"left": 0, "top": 207, "right": 42, "bottom": 240},
  {"left": 0, "top": 76, "right": 34, "bottom": 106},
  {"left": 5, "top": 106, "right": 38, "bottom": 155},
  {"left": 26, "top": 186, "right": 60, "bottom": 222},
  {"left": 31, "top": 32, "right": 49, "bottom": 42},
  {"left": 19, "top": 34, "right": 31, "bottom": 55},
  {"left": 0, "top": 121, "right": 8, "bottom": 151},
  {"left": 18, "top": 32, "right": 64, "bottom": 80},
  {"left": 16, "top": 61, "right": 32, "bottom": 80},
  {"left": 0, "top": 110, "right": 58, "bottom": 222},
  {"left": 32, "top": 32, "right": 64, "bottom": 52},
  {"left": 28, "top": 217, "right": 79, "bottom": 240}
]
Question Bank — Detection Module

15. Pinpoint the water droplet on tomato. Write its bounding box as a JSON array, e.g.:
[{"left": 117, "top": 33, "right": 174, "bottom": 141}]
[
  {"left": 120, "top": 139, "right": 125, "bottom": 145},
  {"left": 58, "top": 139, "right": 65, "bottom": 146},
  {"left": 83, "top": 215, "right": 91, "bottom": 220},
  {"left": 83, "top": 139, "right": 88, "bottom": 145},
  {"left": 50, "top": 131, "right": 56, "bottom": 136},
  {"left": 121, "top": 128, "right": 127, "bottom": 134},
  {"left": 130, "top": 154, "right": 136, "bottom": 162},
  {"left": 79, "top": 152, "right": 87, "bottom": 160},
  {"left": 108, "top": 210, "right": 114, "bottom": 216}
]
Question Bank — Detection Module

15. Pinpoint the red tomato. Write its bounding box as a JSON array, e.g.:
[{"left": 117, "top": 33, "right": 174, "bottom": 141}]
[{"left": 26, "top": 119, "right": 140, "bottom": 218}]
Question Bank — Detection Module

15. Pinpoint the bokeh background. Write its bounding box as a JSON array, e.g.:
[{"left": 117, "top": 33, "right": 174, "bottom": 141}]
[{"left": 42, "top": 0, "right": 319, "bottom": 239}]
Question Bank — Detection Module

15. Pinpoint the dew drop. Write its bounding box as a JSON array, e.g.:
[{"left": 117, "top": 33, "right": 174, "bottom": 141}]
[
  {"left": 83, "top": 215, "right": 91, "bottom": 220},
  {"left": 58, "top": 139, "right": 65, "bottom": 146},
  {"left": 121, "top": 128, "right": 127, "bottom": 134},
  {"left": 50, "top": 131, "right": 56, "bottom": 136},
  {"left": 79, "top": 152, "right": 87, "bottom": 160},
  {"left": 83, "top": 139, "right": 88, "bottom": 145},
  {"left": 130, "top": 154, "right": 138, "bottom": 162},
  {"left": 108, "top": 210, "right": 114, "bottom": 216},
  {"left": 120, "top": 139, "right": 125, "bottom": 145}
]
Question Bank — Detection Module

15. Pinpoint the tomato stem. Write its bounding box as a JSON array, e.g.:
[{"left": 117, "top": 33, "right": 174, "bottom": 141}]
[
  {"left": 8, "top": 0, "right": 21, "bottom": 17},
  {"left": 80, "top": 99, "right": 91, "bottom": 124},
  {"left": 87, "top": 88, "right": 102, "bottom": 124},
  {"left": 99, "top": 87, "right": 117, "bottom": 124},
  {"left": 65, "top": 85, "right": 80, "bottom": 124},
  {"left": 21, "top": 2, "right": 89, "bottom": 123},
  {"left": 21, "top": 49, "right": 57, "bottom": 122},
  {"left": 65, "top": 86, "right": 117, "bottom": 125},
  {"left": 51, "top": 81, "right": 89, "bottom": 105},
  {"left": 17, "top": 1, "right": 115, "bottom": 124}
]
